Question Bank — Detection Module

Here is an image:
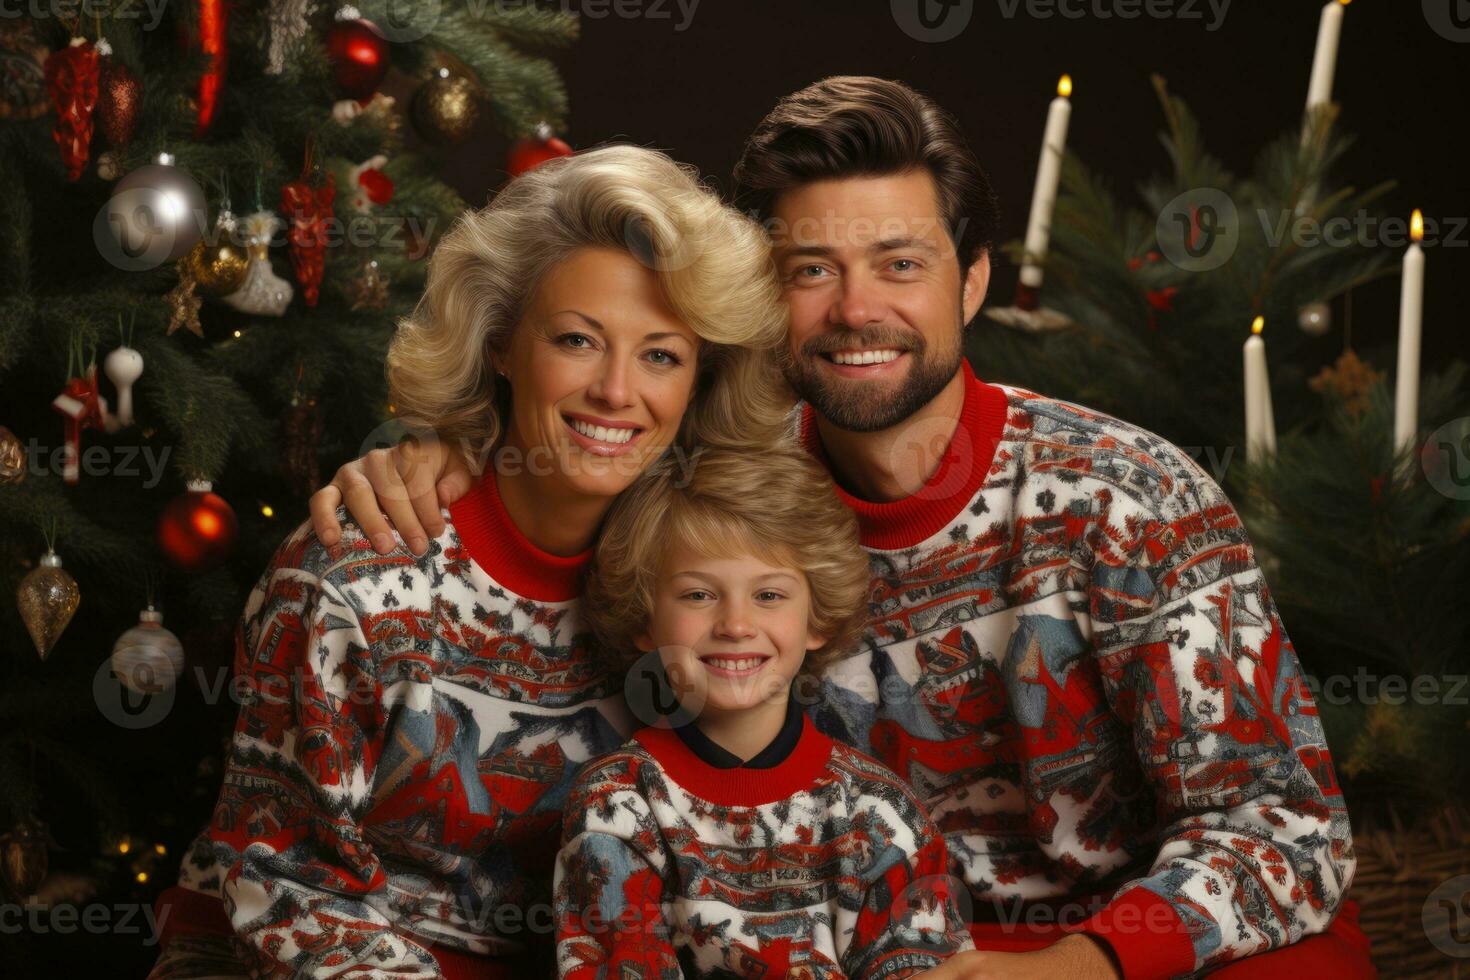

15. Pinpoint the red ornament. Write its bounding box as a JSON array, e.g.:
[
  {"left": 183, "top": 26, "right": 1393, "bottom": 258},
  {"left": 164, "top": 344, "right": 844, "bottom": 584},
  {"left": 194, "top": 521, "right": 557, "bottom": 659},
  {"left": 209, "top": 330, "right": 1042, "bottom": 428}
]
[
  {"left": 281, "top": 157, "right": 336, "bottom": 308},
  {"left": 158, "top": 480, "right": 237, "bottom": 572},
  {"left": 326, "top": 15, "right": 389, "bottom": 102},
  {"left": 97, "top": 53, "right": 141, "bottom": 151},
  {"left": 507, "top": 127, "right": 573, "bottom": 177},
  {"left": 51, "top": 365, "right": 110, "bottom": 485},
  {"left": 357, "top": 166, "right": 393, "bottom": 206},
  {"left": 43, "top": 37, "right": 100, "bottom": 182},
  {"left": 180, "top": 0, "right": 228, "bottom": 137}
]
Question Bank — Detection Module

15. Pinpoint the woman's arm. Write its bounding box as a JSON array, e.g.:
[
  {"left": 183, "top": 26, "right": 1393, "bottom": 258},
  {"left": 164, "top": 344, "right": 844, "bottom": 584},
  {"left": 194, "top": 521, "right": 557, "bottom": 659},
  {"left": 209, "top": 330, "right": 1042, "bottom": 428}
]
[{"left": 211, "top": 524, "right": 439, "bottom": 977}]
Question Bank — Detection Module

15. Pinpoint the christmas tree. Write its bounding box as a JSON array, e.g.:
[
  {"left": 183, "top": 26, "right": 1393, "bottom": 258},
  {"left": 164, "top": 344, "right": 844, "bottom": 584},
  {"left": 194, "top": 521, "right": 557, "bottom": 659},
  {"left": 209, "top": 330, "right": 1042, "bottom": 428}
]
[
  {"left": 0, "top": 3, "right": 575, "bottom": 972},
  {"left": 974, "top": 75, "right": 1470, "bottom": 826}
]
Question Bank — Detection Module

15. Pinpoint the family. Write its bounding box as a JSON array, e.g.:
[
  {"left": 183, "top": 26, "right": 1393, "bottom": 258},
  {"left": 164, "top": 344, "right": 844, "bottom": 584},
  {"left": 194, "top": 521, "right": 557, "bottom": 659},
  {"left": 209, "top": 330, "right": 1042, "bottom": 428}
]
[{"left": 149, "top": 76, "right": 1373, "bottom": 979}]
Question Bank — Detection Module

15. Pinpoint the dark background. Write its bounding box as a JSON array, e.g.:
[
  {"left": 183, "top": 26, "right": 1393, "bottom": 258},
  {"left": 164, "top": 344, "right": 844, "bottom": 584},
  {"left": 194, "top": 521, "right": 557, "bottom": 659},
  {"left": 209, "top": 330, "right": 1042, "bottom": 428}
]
[{"left": 439, "top": 0, "right": 1469, "bottom": 369}]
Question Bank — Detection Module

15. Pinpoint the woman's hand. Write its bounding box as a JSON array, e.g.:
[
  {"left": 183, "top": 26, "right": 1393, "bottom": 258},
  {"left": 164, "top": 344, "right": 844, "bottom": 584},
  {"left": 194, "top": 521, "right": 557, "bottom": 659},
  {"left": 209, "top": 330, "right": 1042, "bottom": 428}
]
[
  {"left": 309, "top": 438, "right": 475, "bottom": 555},
  {"left": 913, "top": 934, "right": 1122, "bottom": 980}
]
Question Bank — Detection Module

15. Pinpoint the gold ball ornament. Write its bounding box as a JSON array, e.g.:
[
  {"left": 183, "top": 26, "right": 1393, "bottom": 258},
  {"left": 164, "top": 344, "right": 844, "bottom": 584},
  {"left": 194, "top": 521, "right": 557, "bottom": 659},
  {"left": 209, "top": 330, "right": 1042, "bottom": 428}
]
[
  {"left": 0, "top": 425, "right": 24, "bottom": 485},
  {"left": 412, "top": 71, "right": 480, "bottom": 146},
  {"left": 186, "top": 239, "right": 249, "bottom": 297},
  {"left": 17, "top": 550, "right": 80, "bottom": 660}
]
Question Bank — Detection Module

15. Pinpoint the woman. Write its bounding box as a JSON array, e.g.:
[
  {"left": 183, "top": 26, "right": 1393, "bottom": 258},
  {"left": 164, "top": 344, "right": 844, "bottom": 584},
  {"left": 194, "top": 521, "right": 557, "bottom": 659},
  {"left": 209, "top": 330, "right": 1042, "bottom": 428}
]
[{"left": 149, "top": 145, "right": 792, "bottom": 979}]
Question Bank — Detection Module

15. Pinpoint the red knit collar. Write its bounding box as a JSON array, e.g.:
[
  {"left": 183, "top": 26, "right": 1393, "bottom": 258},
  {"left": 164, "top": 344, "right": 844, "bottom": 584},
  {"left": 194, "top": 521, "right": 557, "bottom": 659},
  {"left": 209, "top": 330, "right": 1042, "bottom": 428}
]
[
  {"left": 447, "top": 474, "right": 591, "bottom": 603},
  {"left": 799, "top": 360, "right": 1011, "bottom": 550},
  {"left": 634, "top": 716, "right": 834, "bottom": 808}
]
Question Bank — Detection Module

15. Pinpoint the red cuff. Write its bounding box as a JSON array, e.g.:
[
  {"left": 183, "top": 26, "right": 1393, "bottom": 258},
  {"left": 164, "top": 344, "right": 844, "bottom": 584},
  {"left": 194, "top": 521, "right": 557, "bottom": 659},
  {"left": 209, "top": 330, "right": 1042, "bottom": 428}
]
[{"left": 1075, "top": 885, "right": 1196, "bottom": 980}]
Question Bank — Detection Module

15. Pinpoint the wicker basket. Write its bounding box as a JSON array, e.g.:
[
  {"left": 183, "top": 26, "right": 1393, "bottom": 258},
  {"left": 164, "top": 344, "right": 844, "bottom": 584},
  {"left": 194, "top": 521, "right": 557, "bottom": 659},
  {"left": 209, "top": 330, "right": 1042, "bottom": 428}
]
[{"left": 1352, "top": 806, "right": 1470, "bottom": 978}]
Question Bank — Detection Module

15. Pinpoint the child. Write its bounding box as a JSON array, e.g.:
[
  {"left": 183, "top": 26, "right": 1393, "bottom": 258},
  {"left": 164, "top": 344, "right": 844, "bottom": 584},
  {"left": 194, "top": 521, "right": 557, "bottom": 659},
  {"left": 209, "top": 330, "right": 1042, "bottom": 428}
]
[{"left": 553, "top": 442, "right": 975, "bottom": 978}]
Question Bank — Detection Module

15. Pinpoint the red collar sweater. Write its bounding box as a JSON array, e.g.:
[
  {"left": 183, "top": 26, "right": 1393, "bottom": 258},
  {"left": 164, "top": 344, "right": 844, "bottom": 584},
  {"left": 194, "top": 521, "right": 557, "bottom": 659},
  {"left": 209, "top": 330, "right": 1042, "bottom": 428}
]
[
  {"left": 793, "top": 361, "right": 1354, "bottom": 978},
  {"left": 553, "top": 707, "right": 975, "bottom": 977}
]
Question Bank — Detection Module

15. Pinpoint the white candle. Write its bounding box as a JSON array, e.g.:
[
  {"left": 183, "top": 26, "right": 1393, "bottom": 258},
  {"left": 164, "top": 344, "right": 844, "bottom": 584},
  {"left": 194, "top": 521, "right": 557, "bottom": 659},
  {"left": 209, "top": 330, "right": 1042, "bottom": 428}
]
[
  {"left": 1306, "top": 0, "right": 1349, "bottom": 112},
  {"left": 1244, "top": 316, "right": 1276, "bottom": 463},
  {"left": 1394, "top": 210, "right": 1426, "bottom": 455},
  {"left": 1019, "top": 75, "right": 1072, "bottom": 292}
]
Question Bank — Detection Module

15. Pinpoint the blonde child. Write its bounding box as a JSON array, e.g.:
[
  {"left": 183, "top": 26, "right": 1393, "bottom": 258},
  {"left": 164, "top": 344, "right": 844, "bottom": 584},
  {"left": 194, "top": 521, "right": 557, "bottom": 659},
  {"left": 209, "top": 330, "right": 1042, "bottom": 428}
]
[{"left": 553, "top": 442, "right": 973, "bottom": 978}]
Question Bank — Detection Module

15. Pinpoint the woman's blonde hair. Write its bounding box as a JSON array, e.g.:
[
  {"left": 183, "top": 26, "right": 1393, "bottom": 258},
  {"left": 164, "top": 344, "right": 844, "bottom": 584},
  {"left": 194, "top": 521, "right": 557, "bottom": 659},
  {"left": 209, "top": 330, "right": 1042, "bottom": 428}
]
[
  {"left": 583, "top": 440, "right": 871, "bottom": 678},
  {"left": 386, "top": 145, "right": 793, "bottom": 457}
]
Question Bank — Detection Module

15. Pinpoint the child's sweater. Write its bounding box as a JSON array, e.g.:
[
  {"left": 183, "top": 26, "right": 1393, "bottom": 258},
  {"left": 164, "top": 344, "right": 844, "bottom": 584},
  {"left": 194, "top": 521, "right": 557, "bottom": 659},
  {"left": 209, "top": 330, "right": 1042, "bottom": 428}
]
[
  {"left": 553, "top": 697, "right": 975, "bottom": 978},
  {"left": 796, "top": 361, "right": 1355, "bottom": 977}
]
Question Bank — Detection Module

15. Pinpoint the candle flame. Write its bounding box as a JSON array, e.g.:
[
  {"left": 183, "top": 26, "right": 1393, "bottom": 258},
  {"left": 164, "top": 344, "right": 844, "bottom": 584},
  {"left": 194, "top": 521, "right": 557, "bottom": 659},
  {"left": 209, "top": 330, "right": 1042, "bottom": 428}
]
[
  {"left": 1411, "top": 209, "right": 1424, "bottom": 243},
  {"left": 1251, "top": 316, "right": 1265, "bottom": 336},
  {"left": 1057, "top": 74, "right": 1073, "bottom": 98},
  {"left": 1337, "top": 0, "right": 1350, "bottom": 6}
]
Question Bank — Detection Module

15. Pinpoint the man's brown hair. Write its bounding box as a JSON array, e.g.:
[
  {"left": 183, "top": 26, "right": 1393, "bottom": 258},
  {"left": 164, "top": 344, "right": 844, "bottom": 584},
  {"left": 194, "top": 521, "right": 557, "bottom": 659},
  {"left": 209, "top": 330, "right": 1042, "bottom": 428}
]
[{"left": 732, "top": 75, "right": 1001, "bottom": 269}]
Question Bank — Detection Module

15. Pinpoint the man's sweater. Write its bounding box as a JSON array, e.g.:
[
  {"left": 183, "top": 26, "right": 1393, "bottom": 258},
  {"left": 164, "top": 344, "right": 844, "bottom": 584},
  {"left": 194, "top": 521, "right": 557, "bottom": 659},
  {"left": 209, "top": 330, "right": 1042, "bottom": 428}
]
[
  {"left": 184, "top": 473, "right": 631, "bottom": 975},
  {"left": 796, "top": 361, "right": 1354, "bottom": 977},
  {"left": 553, "top": 695, "right": 975, "bottom": 978}
]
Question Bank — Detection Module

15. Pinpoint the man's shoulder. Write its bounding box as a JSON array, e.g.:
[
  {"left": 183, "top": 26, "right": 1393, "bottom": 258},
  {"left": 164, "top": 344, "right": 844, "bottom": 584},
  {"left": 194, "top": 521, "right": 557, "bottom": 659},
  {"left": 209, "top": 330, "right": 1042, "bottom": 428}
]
[{"left": 994, "top": 384, "right": 1225, "bottom": 517}]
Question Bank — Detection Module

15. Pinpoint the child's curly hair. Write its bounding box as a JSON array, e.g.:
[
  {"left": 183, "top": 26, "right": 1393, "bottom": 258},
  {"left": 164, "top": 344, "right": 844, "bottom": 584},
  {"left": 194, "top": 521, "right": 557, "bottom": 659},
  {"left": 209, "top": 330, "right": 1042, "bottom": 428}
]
[{"left": 583, "top": 439, "right": 870, "bottom": 678}]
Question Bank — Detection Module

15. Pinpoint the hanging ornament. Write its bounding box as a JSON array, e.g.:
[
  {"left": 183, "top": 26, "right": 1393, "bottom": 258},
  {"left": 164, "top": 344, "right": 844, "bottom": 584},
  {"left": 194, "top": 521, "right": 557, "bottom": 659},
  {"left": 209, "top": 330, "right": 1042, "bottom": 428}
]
[
  {"left": 17, "top": 548, "right": 80, "bottom": 659},
  {"left": 97, "top": 50, "right": 141, "bottom": 153},
  {"left": 105, "top": 153, "right": 207, "bottom": 267},
  {"left": 348, "top": 155, "right": 393, "bottom": 213},
  {"left": 181, "top": 0, "right": 229, "bottom": 137},
  {"left": 186, "top": 212, "right": 250, "bottom": 298},
  {"left": 43, "top": 36, "right": 101, "bottom": 182},
  {"left": 281, "top": 391, "right": 324, "bottom": 498},
  {"left": 507, "top": 122, "right": 573, "bottom": 177},
  {"left": 52, "top": 358, "right": 111, "bottom": 485},
  {"left": 158, "top": 479, "right": 237, "bottom": 572},
  {"left": 412, "top": 68, "right": 480, "bottom": 146},
  {"left": 0, "top": 815, "right": 50, "bottom": 899},
  {"left": 326, "top": 7, "right": 389, "bottom": 102},
  {"left": 1298, "top": 300, "right": 1332, "bottom": 337},
  {"left": 331, "top": 91, "right": 401, "bottom": 146},
  {"left": 265, "top": 0, "right": 314, "bottom": 75},
  {"left": 0, "top": 20, "right": 52, "bottom": 122},
  {"left": 96, "top": 150, "right": 120, "bottom": 181},
  {"left": 111, "top": 605, "right": 185, "bottom": 694},
  {"left": 222, "top": 211, "right": 292, "bottom": 316},
  {"left": 281, "top": 147, "right": 336, "bottom": 308},
  {"left": 103, "top": 317, "right": 144, "bottom": 431},
  {"left": 344, "top": 257, "right": 388, "bottom": 311},
  {"left": 0, "top": 426, "right": 24, "bottom": 485},
  {"left": 1309, "top": 348, "right": 1383, "bottom": 419},
  {"left": 165, "top": 266, "right": 204, "bottom": 337}
]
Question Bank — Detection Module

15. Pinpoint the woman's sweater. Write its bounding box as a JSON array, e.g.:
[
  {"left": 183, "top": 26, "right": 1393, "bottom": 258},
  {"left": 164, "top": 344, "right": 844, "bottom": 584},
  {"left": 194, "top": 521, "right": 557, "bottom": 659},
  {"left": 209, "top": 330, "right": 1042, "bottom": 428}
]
[{"left": 185, "top": 474, "right": 632, "bottom": 976}]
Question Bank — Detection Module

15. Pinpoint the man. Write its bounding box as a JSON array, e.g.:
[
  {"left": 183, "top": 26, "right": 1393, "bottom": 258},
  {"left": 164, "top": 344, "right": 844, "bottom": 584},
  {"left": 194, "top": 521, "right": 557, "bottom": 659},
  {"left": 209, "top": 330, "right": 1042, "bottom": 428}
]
[{"left": 310, "top": 77, "right": 1370, "bottom": 978}]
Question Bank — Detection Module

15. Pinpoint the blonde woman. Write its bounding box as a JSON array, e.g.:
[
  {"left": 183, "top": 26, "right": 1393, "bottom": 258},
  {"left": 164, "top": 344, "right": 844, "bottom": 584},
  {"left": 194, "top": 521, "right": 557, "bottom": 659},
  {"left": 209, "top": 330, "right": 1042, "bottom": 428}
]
[{"left": 148, "top": 146, "right": 792, "bottom": 980}]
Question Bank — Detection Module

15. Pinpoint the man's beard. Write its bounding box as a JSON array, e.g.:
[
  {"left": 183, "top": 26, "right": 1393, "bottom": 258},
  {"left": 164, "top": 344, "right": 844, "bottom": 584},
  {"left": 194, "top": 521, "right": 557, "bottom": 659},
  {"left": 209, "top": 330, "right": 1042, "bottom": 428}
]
[{"left": 781, "top": 326, "right": 964, "bottom": 433}]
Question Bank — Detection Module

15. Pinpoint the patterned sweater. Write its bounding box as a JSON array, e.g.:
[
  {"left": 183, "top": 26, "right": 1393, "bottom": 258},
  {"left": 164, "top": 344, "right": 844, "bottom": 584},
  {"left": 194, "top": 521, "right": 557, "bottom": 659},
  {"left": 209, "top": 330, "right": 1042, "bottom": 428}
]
[
  {"left": 797, "top": 361, "right": 1354, "bottom": 977},
  {"left": 181, "top": 473, "right": 631, "bottom": 976},
  {"left": 553, "top": 695, "right": 975, "bottom": 978}
]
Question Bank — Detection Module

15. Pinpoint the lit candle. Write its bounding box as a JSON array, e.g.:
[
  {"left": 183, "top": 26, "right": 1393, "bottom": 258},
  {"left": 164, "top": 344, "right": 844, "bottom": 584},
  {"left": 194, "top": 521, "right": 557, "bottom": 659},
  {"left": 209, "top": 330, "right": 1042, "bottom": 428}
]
[
  {"left": 1306, "top": 0, "right": 1350, "bottom": 112},
  {"left": 1017, "top": 75, "right": 1072, "bottom": 309},
  {"left": 1244, "top": 316, "right": 1277, "bottom": 463},
  {"left": 1394, "top": 209, "right": 1425, "bottom": 455}
]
